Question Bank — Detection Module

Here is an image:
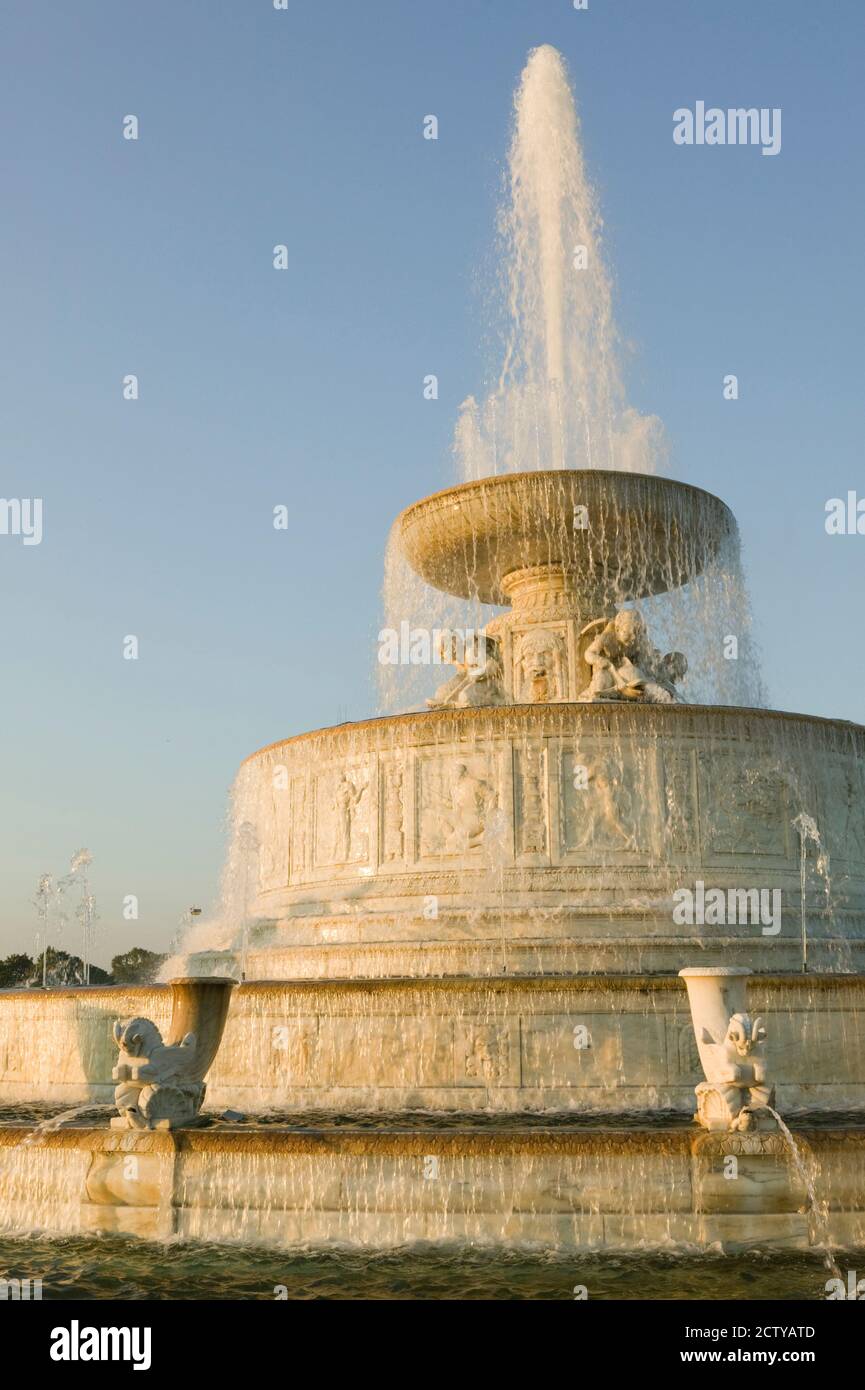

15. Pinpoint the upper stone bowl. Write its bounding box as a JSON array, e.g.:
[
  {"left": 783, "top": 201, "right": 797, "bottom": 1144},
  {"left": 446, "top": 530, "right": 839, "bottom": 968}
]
[{"left": 397, "top": 469, "right": 735, "bottom": 606}]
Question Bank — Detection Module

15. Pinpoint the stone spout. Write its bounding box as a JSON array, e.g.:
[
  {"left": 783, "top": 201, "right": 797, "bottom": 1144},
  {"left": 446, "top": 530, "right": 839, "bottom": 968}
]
[
  {"left": 679, "top": 967, "right": 776, "bottom": 1133},
  {"left": 163, "top": 976, "right": 237, "bottom": 1083}
]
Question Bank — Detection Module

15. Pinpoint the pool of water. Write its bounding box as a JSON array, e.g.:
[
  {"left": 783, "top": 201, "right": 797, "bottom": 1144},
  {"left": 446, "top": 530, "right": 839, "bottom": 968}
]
[
  {"left": 0, "top": 1234, "right": 856, "bottom": 1300},
  {"left": 2, "top": 1104, "right": 863, "bottom": 1133},
  {"left": 0, "top": 1103, "right": 695, "bottom": 1132}
]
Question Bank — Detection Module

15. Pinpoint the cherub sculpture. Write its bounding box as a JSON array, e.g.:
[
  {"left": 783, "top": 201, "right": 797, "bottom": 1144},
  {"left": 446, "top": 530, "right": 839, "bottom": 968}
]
[
  {"left": 112, "top": 1017, "right": 204, "bottom": 1130},
  {"left": 578, "top": 610, "right": 687, "bottom": 705},
  {"left": 426, "top": 632, "right": 505, "bottom": 710}
]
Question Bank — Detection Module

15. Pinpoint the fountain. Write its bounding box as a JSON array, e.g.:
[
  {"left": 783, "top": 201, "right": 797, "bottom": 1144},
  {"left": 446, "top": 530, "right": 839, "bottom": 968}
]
[{"left": 1, "top": 44, "right": 864, "bottom": 1259}]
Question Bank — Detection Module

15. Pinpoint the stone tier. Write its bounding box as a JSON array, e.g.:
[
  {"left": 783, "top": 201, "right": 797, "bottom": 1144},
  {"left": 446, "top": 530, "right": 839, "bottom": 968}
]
[
  {"left": 0, "top": 1119, "right": 862, "bottom": 1253},
  {"left": 226, "top": 702, "right": 865, "bottom": 978},
  {"left": 2, "top": 976, "right": 864, "bottom": 1116}
]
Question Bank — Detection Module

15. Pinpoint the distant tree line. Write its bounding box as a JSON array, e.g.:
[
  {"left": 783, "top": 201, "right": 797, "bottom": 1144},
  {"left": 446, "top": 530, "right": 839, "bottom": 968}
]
[{"left": 0, "top": 946, "right": 167, "bottom": 989}]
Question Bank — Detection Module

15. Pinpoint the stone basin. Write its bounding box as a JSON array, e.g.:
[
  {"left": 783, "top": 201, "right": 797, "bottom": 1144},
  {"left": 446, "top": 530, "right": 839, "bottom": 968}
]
[
  {"left": 396, "top": 469, "right": 735, "bottom": 606},
  {"left": 1, "top": 1114, "right": 862, "bottom": 1253}
]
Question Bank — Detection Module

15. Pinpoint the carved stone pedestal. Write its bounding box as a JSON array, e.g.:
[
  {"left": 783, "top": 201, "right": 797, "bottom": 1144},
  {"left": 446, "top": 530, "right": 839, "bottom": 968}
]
[{"left": 486, "top": 564, "right": 612, "bottom": 703}]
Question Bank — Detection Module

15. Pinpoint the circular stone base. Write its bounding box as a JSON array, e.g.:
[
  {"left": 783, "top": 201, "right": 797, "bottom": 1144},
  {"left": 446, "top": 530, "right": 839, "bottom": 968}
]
[{"left": 227, "top": 702, "right": 865, "bottom": 978}]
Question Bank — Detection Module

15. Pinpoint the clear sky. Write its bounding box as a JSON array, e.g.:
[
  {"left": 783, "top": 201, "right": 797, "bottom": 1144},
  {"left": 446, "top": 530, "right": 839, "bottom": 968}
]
[{"left": 1, "top": 0, "right": 863, "bottom": 961}]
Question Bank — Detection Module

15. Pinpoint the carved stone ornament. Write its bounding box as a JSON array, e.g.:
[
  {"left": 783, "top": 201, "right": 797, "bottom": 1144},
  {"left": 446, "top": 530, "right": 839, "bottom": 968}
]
[
  {"left": 112, "top": 1017, "right": 204, "bottom": 1131},
  {"left": 578, "top": 609, "right": 687, "bottom": 705},
  {"left": 679, "top": 968, "right": 777, "bottom": 1133}
]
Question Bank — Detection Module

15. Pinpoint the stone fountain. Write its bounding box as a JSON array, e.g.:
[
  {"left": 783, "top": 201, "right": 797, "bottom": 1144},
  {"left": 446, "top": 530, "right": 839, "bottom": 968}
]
[
  {"left": 1, "top": 465, "right": 864, "bottom": 1252},
  {"left": 1, "top": 44, "right": 864, "bottom": 1257}
]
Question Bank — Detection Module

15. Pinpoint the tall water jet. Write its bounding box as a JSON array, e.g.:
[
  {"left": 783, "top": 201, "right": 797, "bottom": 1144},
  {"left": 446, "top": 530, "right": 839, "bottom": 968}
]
[
  {"left": 458, "top": 43, "right": 664, "bottom": 481},
  {"left": 59, "top": 849, "right": 97, "bottom": 986}
]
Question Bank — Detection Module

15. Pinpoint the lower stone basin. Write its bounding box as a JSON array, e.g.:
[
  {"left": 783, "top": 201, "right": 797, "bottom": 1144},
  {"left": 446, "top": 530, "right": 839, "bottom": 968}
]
[{"left": 1, "top": 1117, "right": 862, "bottom": 1253}]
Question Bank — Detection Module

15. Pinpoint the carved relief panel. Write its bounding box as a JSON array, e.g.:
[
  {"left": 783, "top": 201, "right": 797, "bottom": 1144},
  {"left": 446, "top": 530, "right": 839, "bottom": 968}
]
[
  {"left": 416, "top": 751, "right": 501, "bottom": 859},
  {"left": 558, "top": 743, "right": 655, "bottom": 860},
  {"left": 676, "top": 1021, "right": 703, "bottom": 1081},
  {"left": 700, "top": 752, "right": 789, "bottom": 863},
  {"left": 312, "top": 764, "right": 371, "bottom": 868},
  {"left": 817, "top": 759, "right": 865, "bottom": 871},
  {"left": 267, "top": 1017, "right": 320, "bottom": 1084},
  {"left": 379, "top": 758, "right": 406, "bottom": 866},
  {"left": 287, "top": 774, "right": 308, "bottom": 884},
  {"left": 661, "top": 746, "right": 700, "bottom": 857},
  {"left": 521, "top": 1014, "right": 625, "bottom": 1088},
  {"left": 257, "top": 774, "right": 292, "bottom": 892},
  {"left": 455, "top": 1020, "right": 521, "bottom": 1087}
]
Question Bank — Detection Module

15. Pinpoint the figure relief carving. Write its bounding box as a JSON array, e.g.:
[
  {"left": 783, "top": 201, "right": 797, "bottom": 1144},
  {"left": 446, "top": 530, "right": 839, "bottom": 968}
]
[
  {"left": 514, "top": 627, "right": 568, "bottom": 703},
  {"left": 578, "top": 610, "right": 687, "bottom": 704},
  {"left": 271, "top": 1020, "right": 319, "bottom": 1080},
  {"left": 442, "top": 762, "right": 498, "bottom": 851},
  {"left": 329, "top": 771, "right": 368, "bottom": 863},
  {"left": 463, "top": 1029, "right": 511, "bottom": 1085},
  {"left": 381, "top": 764, "right": 405, "bottom": 862},
  {"left": 567, "top": 753, "right": 640, "bottom": 853}
]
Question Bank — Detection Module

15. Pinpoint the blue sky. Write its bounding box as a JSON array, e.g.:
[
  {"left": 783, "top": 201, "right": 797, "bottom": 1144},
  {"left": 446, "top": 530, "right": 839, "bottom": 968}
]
[{"left": 1, "top": 0, "right": 863, "bottom": 959}]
